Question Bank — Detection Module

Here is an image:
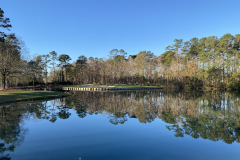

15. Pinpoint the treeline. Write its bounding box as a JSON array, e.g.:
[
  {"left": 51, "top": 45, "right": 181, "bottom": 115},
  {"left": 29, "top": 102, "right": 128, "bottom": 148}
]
[
  {"left": 1, "top": 8, "right": 240, "bottom": 90},
  {"left": 27, "top": 34, "right": 240, "bottom": 90}
]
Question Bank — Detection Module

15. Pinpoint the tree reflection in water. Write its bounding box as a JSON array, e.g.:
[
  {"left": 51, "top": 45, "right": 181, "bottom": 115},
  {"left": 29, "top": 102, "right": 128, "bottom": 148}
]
[
  {"left": 66, "top": 91, "right": 240, "bottom": 144},
  {"left": 0, "top": 103, "right": 29, "bottom": 159},
  {"left": 0, "top": 91, "right": 240, "bottom": 159},
  {"left": 0, "top": 99, "right": 70, "bottom": 159}
]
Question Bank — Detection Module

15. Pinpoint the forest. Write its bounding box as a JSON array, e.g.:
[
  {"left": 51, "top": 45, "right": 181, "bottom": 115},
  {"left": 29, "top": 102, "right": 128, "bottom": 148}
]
[{"left": 1, "top": 8, "right": 240, "bottom": 90}]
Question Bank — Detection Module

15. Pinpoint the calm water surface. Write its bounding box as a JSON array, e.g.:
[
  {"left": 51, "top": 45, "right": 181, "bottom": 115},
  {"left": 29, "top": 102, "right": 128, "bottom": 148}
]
[{"left": 1, "top": 91, "right": 240, "bottom": 160}]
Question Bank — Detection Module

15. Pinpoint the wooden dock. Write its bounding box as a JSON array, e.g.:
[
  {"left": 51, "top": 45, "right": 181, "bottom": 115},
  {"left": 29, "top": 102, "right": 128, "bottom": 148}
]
[{"left": 62, "top": 87, "right": 163, "bottom": 91}]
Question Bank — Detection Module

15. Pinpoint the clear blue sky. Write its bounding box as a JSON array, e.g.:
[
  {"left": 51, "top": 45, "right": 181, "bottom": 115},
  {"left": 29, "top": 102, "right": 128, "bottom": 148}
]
[{"left": 1, "top": 0, "right": 240, "bottom": 61}]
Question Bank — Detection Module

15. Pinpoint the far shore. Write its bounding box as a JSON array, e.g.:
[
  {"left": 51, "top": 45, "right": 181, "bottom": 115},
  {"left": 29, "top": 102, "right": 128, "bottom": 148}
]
[{"left": 60, "top": 84, "right": 163, "bottom": 88}]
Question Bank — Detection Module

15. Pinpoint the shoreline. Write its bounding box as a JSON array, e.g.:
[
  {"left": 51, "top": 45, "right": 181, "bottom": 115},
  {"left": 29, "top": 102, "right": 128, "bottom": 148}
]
[
  {"left": 0, "top": 91, "right": 69, "bottom": 105},
  {"left": 60, "top": 84, "right": 240, "bottom": 92}
]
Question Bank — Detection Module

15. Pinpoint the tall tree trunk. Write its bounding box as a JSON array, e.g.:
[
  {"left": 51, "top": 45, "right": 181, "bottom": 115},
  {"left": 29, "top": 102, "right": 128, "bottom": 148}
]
[
  {"left": 33, "top": 77, "right": 35, "bottom": 90},
  {"left": 65, "top": 68, "right": 67, "bottom": 82},
  {"left": 2, "top": 74, "right": 6, "bottom": 90}
]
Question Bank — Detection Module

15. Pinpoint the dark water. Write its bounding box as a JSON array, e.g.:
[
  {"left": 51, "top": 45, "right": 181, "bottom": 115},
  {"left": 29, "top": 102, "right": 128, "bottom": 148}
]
[{"left": 1, "top": 91, "right": 240, "bottom": 160}]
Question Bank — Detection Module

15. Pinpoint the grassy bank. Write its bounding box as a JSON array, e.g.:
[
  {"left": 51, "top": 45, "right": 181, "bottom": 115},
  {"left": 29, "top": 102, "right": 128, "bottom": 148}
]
[
  {"left": 60, "top": 84, "right": 163, "bottom": 89},
  {"left": 0, "top": 91, "right": 68, "bottom": 104}
]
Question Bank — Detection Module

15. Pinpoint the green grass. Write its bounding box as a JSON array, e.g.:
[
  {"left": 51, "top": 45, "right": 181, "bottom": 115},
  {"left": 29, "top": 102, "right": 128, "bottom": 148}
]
[
  {"left": 59, "top": 84, "right": 93, "bottom": 88},
  {"left": 0, "top": 91, "right": 68, "bottom": 104},
  {"left": 61, "top": 84, "right": 163, "bottom": 88},
  {"left": 110, "top": 84, "right": 161, "bottom": 88}
]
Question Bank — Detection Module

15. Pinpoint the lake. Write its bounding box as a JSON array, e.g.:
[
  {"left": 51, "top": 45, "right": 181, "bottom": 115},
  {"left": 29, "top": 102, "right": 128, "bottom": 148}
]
[{"left": 1, "top": 91, "right": 240, "bottom": 160}]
